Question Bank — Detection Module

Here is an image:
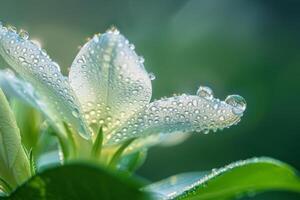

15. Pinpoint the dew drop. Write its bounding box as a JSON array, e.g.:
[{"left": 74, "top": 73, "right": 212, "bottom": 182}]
[
  {"left": 139, "top": 56, "right": 144, "bottom": 63},
  {"left": 148, "top": 72, "right": 156, "bottom": 80},
  {"left": 19, "top": 29, "right": 29, "bottom": 40},
  {"left": 93, "top": 35, "right": 99, "bottom": 43},
  {"left": 7, "top": 25, "right": 17, "bottom": 33},
  {"left": 53, "top": 62, "right": 61, "bottom": 72},
  {"left": 225, "top": 95, "right": 246, "bottom": 115},
  {"left": 219, "top": 116, "right": 225, "bottom": 121},
  {"left": 196, "top": 86, "right": 213, "bottom": 100},
  {"left": 72, "top": 110, "right": 79, "bottom": 118},
  {"left": 129, "top": 44, "right": 135, "bottom": 50},
  {"left": 77, "top": 58, "right": 84, "bottom": 63},
  {"left": 112, "top": 28, "right": 120, "bottom": 35},
  {"left": 33, "top": 58, "right": 39, "bottom": 63},
  {"left": 18, "top": 56, "right": 25, "bottom": 62}
]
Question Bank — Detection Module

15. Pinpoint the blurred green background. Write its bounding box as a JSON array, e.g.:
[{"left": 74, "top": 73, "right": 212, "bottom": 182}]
[{"left": 1, "top": 0, "right": 300, "bottom": 199}]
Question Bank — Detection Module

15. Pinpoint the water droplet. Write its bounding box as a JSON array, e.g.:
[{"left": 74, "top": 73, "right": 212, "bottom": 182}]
[
  {"left": 129, "top": 44, "right": 135, "bottom": 50},
  {"left": 72, "top": 110, "right": 79, "bottom": 118},
  {"left": 18, "top": 56, "right": 25, "bottom": 62},
  {"left": 219, "top": 116, "right": 225, "bottom": 121},
  {"left": 93, "top": 35, "right": 99, "bottom": 43},
  {"left": 33, "top": 58, "right": 39, "bottom": 63},
  {"left": 112, "top": 28, "right": 120, "bottom": 35},
  {"left": 53, "top": 62, "right": 61, "bottom": 72},
  {"left": 19, "top": 29, "right": 29, "bottom": 40},
  {"left": 225, "top": 95, "right": 246, "bottom": 115},
  {"left": 149, "top": 72, "right": 156, "bottom": 80},
  {"left": 7, "top": 25, "right": 17, "bottom": 33},
  {"left": 197, "top": 86, "right": 213, "bottom": 100},
  {"left": 139, "top": 56, "right": 144, "bottom": 63}
]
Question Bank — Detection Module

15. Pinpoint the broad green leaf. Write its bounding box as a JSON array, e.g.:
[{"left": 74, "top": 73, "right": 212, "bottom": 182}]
[
  {"left": 143, "top": 157, "right": 300, "bottom": 200},
  {"left": 0, "top": 89, "right": 31, "bottom": 191},
  {"left": 10, "top": 100, "right": 42, "bottom": 152},
  {"left": 34, "top": 126, "right": 61, "bottom": 170},
  {"left": 5, "top": 162, "right": 150, "bottom": 200}
]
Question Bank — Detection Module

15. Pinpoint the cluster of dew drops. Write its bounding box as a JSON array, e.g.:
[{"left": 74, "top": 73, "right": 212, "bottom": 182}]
[
  {"left": 104, "top": 28, "right": 156, "bottom": 81},
  {"left": 73, "top": 27, "right": 156, "bottom": 132},
  {"left": 0, "top": 22, "right": 246, "bottom": 142},
  {"left": 196, "top": 86, "right": 246, "bottom": 116},
  {"left": 109, "top": 85, "right": 246, "bottom": 143},
  {"left": 0, "top": 22, "right": 86, "bottom": 130}
]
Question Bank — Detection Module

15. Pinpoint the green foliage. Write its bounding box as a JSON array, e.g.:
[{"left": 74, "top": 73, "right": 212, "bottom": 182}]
[
  {"left": 10, "top": 100, "right": 42, "bottom": 152},
  {"left": 91, "top": 127, "right": 104, "bottom": 159},
  {"left": 0, "top": 89, "right": 31, "bottom": 191},
  {"left": 5, "top": 163, "right": 150, "bottom": 200},
  {"left": 144, "top": 157, "right": 300, "bottom": 200}
]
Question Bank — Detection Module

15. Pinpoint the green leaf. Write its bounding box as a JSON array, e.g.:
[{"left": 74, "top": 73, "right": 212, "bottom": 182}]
[
  {"left": 10, "top": 100, "right": 42, "bottom": 152},
  {"left": 143, "top": 157, "right": 300, "bottom": 200},
  {"left": 0, "top": 89, "right": 31, "bottom": 191},
  {"left": 118, "top": 149, "right": 148, "bottom": 173},
  {"left": 5, "top": 162, "right": 150, "bottom": 200},
  {"left": 91, "top": 127, "right": 104, "bottom": 159},
  {"left": 109, "top": 138, "right": 136, "bottom": 169}
]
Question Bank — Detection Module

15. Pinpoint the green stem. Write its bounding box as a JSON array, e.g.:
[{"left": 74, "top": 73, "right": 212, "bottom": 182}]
[
  {"left": 91, "top": 127, "right": 103, "bottom": 159},
  {"left": 29, "top": 149, "right": 36, "bottom": 175},
  {"left": 109, "top": 138, "right": 135, "bottom": 169},
  {"left": 125, "top": 149, "right": 147, "bottom": 173},
  {"left": 0, "top": 177, "right": 12, "bottom": 194},
  {"left": 62, "top": 122, "right": 77, "bottom": 159}
]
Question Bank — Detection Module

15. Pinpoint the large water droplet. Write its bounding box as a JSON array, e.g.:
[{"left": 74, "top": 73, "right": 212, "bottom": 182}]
[
  {"left": 149, "top": 72, "right": 156, "bottom": 80},
  {"left": 225, "top": 95, "right": 246, "bottom": 115},
  {"left": 19, "top": 29, "right": 29, "bottom": 40},
  {"left": 196, "top": 86, "right": 213, "bottom": 100}
]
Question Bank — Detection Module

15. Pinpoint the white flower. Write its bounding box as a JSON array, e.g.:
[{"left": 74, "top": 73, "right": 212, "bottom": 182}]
[{"left": 0, "top": 23, "right": 246, "bottom": 153}]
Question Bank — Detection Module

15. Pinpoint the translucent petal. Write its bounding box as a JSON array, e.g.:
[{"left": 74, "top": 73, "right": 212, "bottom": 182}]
[
  {"left": 69, "top": 29, "right": 152, "bottom": 134},
  {"left": 123, "top": 132, "right": 189, "bottom": 154},
  {"left": 0, "top": 25, "right": 90, "bottom": 138},
  {"left": 106, "top": 94, "right": 245, "bottom": 144},
  {"left": 0, "top": 69, "right": 47, "bottom": 111}
]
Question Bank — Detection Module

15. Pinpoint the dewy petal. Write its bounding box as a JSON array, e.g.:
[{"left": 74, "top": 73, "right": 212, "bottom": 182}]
[
  {"left": 69, "top": 29, "right": 152, "bottom": 134},
  {"left": 0, "top": 25, "right": 91, "bottom": 138},
  {"left": 0, "top": 69, "right": 46, "bottom": 110},
  {"left": 124, "top": 132, "right": 190, "bottom": 154},
  {"left": 106, "top": 94, "right": 246, "bottom": 144}
]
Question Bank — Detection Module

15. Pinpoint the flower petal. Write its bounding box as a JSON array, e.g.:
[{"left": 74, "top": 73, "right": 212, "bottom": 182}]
[
  {"left": 0, "top": 25, "right": 90, "bottom": 138},
  {"left": 0, "top": 69, "right": 47, "bottom": 111},
  {"left": 106, "top": 93, "right": 246, "bottom": 144},
  {"left": 69, "top": 29, "right": 152, "bottom": 134},
  {"left": 123, "top": 133, "right": 190, "bottom": 155}
]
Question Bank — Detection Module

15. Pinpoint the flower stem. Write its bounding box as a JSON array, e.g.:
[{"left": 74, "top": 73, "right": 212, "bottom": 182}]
[
  {"left": 91, "top": 127, "right": 103, "bottom": 159},
  {"left": 0, "top": 177, "right": 12, "bottom": 194},
  {"left": 109, "top": 138, "right": 135, "bottom": 169},
  {"left": 62, "top": 122, "right": 77, "bottom": 159}
]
